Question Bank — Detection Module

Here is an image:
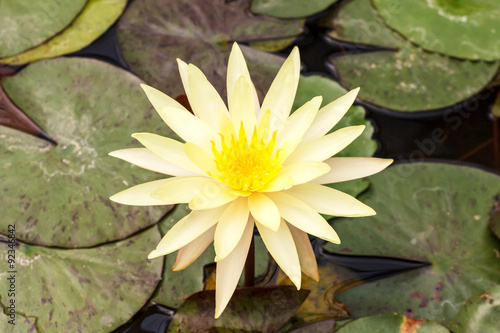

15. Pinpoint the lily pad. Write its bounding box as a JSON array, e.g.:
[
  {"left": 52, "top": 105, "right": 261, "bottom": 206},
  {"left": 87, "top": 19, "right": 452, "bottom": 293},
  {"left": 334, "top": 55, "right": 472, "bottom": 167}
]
[
  {"left": 323, "top": 0, "right": 499, "bottom": 112},
  {"left": 336, "top": 314, "right": 449, "bottom": 333},
  {"left": 0, "top": 0, "right": 87, "bottom": 58},
  {"left": 151, "top": 204, "right": 270, "bottom": 308},
  {"left": 0, "top": 0, "right": 127, "bottom": 65},
  {"left": 251, "top": 0, "right": 338, "bottom": 18},
  {"left": 0, "top": 311, "right": 37, "bottom": 332},
  {"left": 293, "top": 75, "right": 375, "bottom": 198},
  {"left": 488, "top": 196, "right": 500, "bottom": 240},
  {"left": 447, "top": 285, "right": 500, "bottom": 333},
  {"left": 0, "top": 57, "right": 171, "bottom": 247},
  {"left": 117, "top": 0, "right": 303, "bottom": 99},
  {"left": 168, "top": 287, "right": 309, "bottom": 332},
  {"left": 372, "top": 0, "right": 500, "bottom": 61},
  {"left": 0, "top": 227, "right": 163, "bottom": 332},
  {"left": 324, "top": 162, "right": 500, "bottom": 323}
]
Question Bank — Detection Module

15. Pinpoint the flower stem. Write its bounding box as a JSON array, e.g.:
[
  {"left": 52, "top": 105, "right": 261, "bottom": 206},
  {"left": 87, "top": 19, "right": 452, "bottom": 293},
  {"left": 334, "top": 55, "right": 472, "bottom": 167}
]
[{"left": 244, "top": 235, "right": 255, "bottom": 287}]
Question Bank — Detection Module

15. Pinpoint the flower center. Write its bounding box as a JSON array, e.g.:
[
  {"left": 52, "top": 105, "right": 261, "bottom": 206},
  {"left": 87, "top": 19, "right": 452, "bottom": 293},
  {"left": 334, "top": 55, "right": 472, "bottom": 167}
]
[{"left": 210, "top": 125, "right": 281, "bottom": 193}]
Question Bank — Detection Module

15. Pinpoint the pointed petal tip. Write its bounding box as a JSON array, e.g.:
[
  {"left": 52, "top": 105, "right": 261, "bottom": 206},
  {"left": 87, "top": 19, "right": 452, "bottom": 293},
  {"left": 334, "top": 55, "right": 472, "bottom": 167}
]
[{"left": 147, "top": 250, "right": 162, "bottom": 260}]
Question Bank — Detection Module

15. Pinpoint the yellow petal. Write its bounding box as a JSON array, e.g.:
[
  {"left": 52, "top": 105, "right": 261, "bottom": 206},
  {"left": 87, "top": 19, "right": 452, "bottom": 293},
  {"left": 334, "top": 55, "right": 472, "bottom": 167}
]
[
  {"left": 132, "top": 132, "right": 205, "bottom": 175},
  {"left": 302, "top": 87, "right": 360, "bottom": 144},
  {"left": 110, "top": 179, "right": 173, "bottom": 206},
  {"left": 148, "top": 206, "right": 226, "bottom": 259},
  {"left": 140, "top": 84, "right": 189, "bottom": 114},
  {"left": 278, "top": 161, "right": 330, "bottom": 186},
  {"left": 183, "top": 142, "right": 217, "bottom": 174},
  {"left": 288, "top": 224, "right": 319, "bottom": 281},
  {"left": 285, "top": 125, "right": 365, "bottom": 164},
  {"left": 230, "top": 75, "right": 256, "bottom": 139},
  {"left": 218, "top": 109, "right": 236, "bottom": 142},
  {"left": 259, "top": 174, "right": 294, "bottom": 192},
  {"left": 214, "top": 198, "right": 250, "bottom": 261},
  {"left": 248, "top": 193, "right": 281, "bottom": 232},
  {"left": 142, "top": 105, "right": 218, "bottom": 151},
  {"left": 189, "top": 185, "right": 238, "bottom": 210},
  {"left": 215, "top": 216, "right": 254, "bottom": 318},
  {"left": 275, "top": 96, "right": 321, "bottom": 150},
  {"left": 256, "top": 219, "right": 301, "bottom": 289},
  {"left": 109, "top": 148, "right": 199, "bottom": 176},
  {"left": 177, "top": 58, "right": 192, "bottom": 106},
  {"left": 188, "top": 64, "right": 229, "bottom": 131},
  {"left": 286, "top": 183, "right": 376, "bottom": 217},
  {"left": 150, "top": 176, "right": 217, "bottom": 203},
  {"left": 313, "top": 157, "right": 394, "bottom": 184},
  {"left": 266, "top": 192, "right": 340, "bottom": 244},
  {"left": 172, "top": 225, "right": 216, "bottom": 271},
  {"left": 227, "top": 43, "right": 258, "bottom": 115}
]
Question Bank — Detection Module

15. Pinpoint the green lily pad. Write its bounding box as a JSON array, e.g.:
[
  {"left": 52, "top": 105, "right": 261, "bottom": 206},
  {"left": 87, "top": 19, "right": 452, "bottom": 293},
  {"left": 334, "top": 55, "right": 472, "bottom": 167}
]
[
  {"left": 336, "top": 314, "right": 449, "bottom": 333},
  {"left": 293, "top": 75, "right": 375, "bottom": 198},
  {"left": 151, "top": 204, "right": 270, "bottom": 308},
  {"left": 0, "top": 227, "right": 163, "bottom": 332},
  {"left": 0, "top": 57, "right": 171, "bottom": 247},
  {"left": 323, "top": 0, "right": 499, "bottom": 112},
  {"left": 447, "top": 285, "right": 500, "bottom": 332},
  {"left": 251, "top": 0, "right": 338, "bottom": 18},
  {"left": 0, "top": 0, "right": 127, "bottom": 65},
  {"left": 168, "top": 287, "right": 309, "bottom": 332},
  {"left": 372, "top": 0, "right": 500, "bottom": 61},
  {"left": 117, "top": 0, "right": 303, "bottom": 99},
  {"left": 0, "top": 0, "right": 88, "bottom": 58},
  {"left": 0, "top": 311, "right": 37, "bottom": 332},
  {"left": 488, "top": 196, "right": 500, "bottom": 240},
  {"left": 324, "top": 162, "right": 500, "bottom": 323}
]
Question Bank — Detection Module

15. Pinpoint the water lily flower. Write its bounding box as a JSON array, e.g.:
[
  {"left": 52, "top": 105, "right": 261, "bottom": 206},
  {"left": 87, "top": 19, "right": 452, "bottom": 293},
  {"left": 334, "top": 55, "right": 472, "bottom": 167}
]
[{"left": 109, "top": 43, "right": 392, "bottom": 318}]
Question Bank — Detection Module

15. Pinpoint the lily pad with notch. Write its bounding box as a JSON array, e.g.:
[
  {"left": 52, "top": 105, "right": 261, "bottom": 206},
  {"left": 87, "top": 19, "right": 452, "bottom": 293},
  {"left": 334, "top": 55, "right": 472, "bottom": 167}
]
[{"left": 324, "top": 162, "right": 500, "bottom": 324}]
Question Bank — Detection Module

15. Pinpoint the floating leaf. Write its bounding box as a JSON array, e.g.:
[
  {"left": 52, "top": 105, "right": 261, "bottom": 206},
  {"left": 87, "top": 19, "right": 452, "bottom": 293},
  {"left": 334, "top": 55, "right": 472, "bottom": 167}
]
[
  {"left": 336, "top": 314, "right": 449, "bottom": 333},
  {"left": 372, "top": 0, "right": 500, "bottom": 61},
  {"left": 0, "top": 311, "right": 37, "bottom": 332},
  {"left": 251, "top": 0, "right": 338, "bottom": 18},
  {"left": 0, "top": 58, "right": 171, "bottom": 247},
  {"left": 0, "top": 0, "right": 127, "bottom": 65},
  {"left": 0, "top": 227, "right": 163, "bottom": 332},
  {"left": 325, "top": 162, "right": 500, "bottom": 323},
  {"left": 488, "top": 196, "right": 500, "bottom": 240},
  {"left": 151, "top": 204, "right": 270, "bottom": 307},
  {"left": 447, "top": 285, "right": 500, "bottom": 333},
  {"left": 117, "top": 0, "right": 303, "bottom": 98},
  {"left": 323, "top": 0, "right": 499, "bottom": 112},
  {"left": 0, "top": 0, "right": 87, "bottom": 58},
  {"left": 168, "top": 287, "right": 308, "bottom": 332}
]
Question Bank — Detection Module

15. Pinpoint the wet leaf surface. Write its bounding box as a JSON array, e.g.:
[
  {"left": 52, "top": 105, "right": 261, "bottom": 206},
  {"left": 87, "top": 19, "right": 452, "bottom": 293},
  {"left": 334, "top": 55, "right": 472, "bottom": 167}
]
[
  {"left": 251, "top": 0, "right": 338, "bottom": 18},
  {"left": 325, "top": 162, "right": 500, "bottom": 323},
  {"left": 168, "top": 286, "right": 308, "bottom": 332},
  {"left": 0, "top": 0, "right": 88, "bottom": 58},
  {"left": 372, "top": 0, "right": 500, "bottom": 61},
  {"left": 336, "top": 314, "right": 449, "bottom": 333},
  {"left": 323, "top": 0, "right": 499, "bottom": 112},
  {"left": 117, "top": 0, "right": 303, "bottom": 99},
  {"left": 0, "top": 0, "right": 127, "bottom": 65},
  {"left": 447, "top": 285, "right": 500, "bottom": 333},
  {"left": 0, "top": 227, "right": 163, "bottom": 332},
  {"left": 0, "top": 57, "right": 171, "bottom": 247}
]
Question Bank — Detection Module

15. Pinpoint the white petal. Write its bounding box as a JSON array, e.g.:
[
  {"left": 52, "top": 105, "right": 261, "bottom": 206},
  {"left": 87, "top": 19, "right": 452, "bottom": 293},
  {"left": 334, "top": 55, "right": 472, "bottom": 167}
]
[
  {"left": 172, "top": 225, "right": 215, "bottom": 271},
  {"left": 266, "top": 192, "right": 340, "bottom": 244},
  {"left": 177, "top": 58, "right": 192, "bottom": 106},
  {"left": 215, "top": 216, "right": 254, "bottom": 318},
  {"left": 256, "top": 219, "right": 301, "bottom": 289},
  {"left": 214, "top": 198, "right": 250, "bottom": 261},
  {"left": 110, "top": 179, "right": 173, "bottom": 206},
  {"left": 248, "top": 193, "right": 281, "bottom": 232},
  {"left": 288, "top": 224, "right": 319, "bottom": 281},
  {"left": 275, "top": 96, "right": 321, "bottom": 150},
  {"left": 109, "top": 148, "right": 198, "bottom": 176},
  {"left": 151, "top": 177, "right": 218, "bottom": 203},
  {"left": 313, "top": 157, "right": 393, "bottom": 184},
  {"left": 183, "top": 142, "right": 217, "bottom": 174},
  {"left": 286, "top": 183, "right": 376, "bottom": 217},
  {"left": 188, "top": 64, "right": 229, "bottom": 131},
  {"left": 227, "top": 43, "right": 258, "bottom": 113},
  {"left": 230, "top": 75, "right": 256, "bottom": 139},
  {"left": 278, "top": 161, "right": 330, "bottom": 186},
  {"left": 285, "top": 125, "right": 365, "bottom": 164},
  {"left": 140, "top": 84, "right": 189, "bottom": 114},
  {"left": 148, "top": 205, "right": 226, "bottom": 259},
  {"left": 189, "top": 185, "right": 238, "bottom": 210},
  {"left": 302, "top": 87, "right": 360, "bottom": 144}
]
